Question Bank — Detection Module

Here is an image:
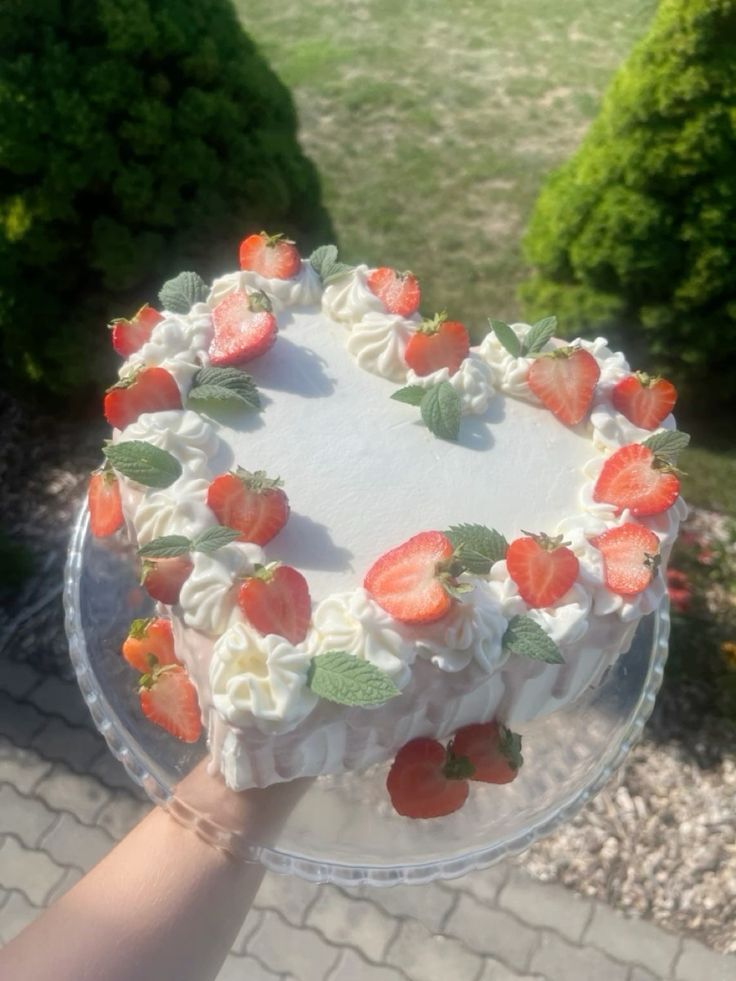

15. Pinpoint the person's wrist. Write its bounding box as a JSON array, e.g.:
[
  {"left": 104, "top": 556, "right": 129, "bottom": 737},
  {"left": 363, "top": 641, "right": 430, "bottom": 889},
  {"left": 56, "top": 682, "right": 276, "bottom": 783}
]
[{"left": 166, "top": 759, "right": 312, "bottom": 857}]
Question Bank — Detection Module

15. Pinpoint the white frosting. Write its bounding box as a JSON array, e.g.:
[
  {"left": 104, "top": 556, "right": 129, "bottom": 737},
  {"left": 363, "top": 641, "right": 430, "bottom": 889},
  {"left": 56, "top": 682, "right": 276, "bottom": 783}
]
[
  {"left": 306, "top": 588, "right": 415, "bottom": 688},
  {"left": 120, "top": 305, "right": 213, "bottom": 395},
  {"left": 590, "top": 404, "right": 676, "bottom": 452},
  {"left": 578, "top": 336, "right": 629, "bottom": 393},
  {"left": 477, "top": 322, "right": 538, "bottom": 401},
  {"left": 178, "top": 542, "right": 266, "bottom": 636},
  {"left": 132, "top": 477, "right": 215, "bottom": 546},
  {"left": 406, "top": 354, "right": 495, "bottom": 415},
  {"left": 118, "top": 410, "right": 223, "bottom": 481},
  {"left": 233, "top": 311, "right": 594, "bottom": 604},
  {"left": 208, "top": 261, "right": 322, "bottom": 312},
  {"left": 210, "top": 621, "right": 318, "bottom": 733},
  {"left": 409, "top": 581, "right": 509, "bottom": 673},
  {"left": 321, "top": 265, "right": 385, "bottom": 325},
  {"left": 486, "top": 562, "right": 592, "bottom": 649},
  {"left": 345, "top": 311, "right": 419, "bottom": 382}
]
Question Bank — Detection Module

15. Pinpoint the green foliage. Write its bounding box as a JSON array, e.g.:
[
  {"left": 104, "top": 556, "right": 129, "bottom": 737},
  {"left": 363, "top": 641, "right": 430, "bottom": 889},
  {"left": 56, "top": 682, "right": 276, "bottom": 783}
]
[
  {"left": 0, "top": 0, "right": 332, "bottom": 394},
  {"left": 520, "top": 0, "right": 736, "bottom": 404},
  {"left": 666, "top": 516, "right": 736, "bottom": 722}
]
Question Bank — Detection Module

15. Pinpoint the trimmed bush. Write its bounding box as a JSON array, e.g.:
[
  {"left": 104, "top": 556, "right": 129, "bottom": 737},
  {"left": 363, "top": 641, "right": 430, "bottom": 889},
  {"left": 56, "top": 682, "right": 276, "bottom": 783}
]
[
  {"left": 520, "top": 0, "right": 736, "bottom": 405},
  {"left": 0, "top": 0, "right": 333, "bottom": 394}
]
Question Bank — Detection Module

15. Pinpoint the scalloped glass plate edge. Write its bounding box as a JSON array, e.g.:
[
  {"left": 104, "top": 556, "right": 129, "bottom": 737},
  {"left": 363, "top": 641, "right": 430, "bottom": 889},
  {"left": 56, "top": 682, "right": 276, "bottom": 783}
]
[{"left": 64, "top": 503, "right": 669, "bottom": 887}]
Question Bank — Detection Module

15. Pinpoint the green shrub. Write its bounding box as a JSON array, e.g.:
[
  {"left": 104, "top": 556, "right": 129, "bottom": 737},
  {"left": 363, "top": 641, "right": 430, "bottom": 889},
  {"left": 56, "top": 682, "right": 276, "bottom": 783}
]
[
  {"left": 0, "top": 0, "right": 333, "bottom": 395},
  {"left": 520, "top": 0, "right": 736, "bottom": 406}
]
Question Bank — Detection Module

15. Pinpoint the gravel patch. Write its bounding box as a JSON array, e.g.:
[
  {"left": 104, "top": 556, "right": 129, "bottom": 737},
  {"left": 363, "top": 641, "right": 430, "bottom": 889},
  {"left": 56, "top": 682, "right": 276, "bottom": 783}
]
[
  {"left": 519, "top": 681, "right": 736, "bottom": 953},
  {"left": 1, "top": 391, "right": 734, "bottom": 953}
]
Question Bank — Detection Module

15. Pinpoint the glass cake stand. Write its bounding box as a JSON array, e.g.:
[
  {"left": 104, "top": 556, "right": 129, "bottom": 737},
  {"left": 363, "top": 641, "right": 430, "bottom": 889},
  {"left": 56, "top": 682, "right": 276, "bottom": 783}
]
[{"left": 64, "top": 504, "right": 669, "bottom": 887}]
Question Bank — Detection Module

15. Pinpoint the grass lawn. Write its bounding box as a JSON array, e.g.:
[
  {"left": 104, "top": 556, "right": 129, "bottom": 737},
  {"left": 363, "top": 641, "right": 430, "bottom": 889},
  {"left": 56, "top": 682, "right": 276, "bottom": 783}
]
[
  {"left": 237, "top": 0, "right": 731, "bottom": 509},
  {"left": 237, "top": 0, "right": 657, "bottom": 328},
  {"left": 680, "top": 445, "right": 736, "bottom": 517}
]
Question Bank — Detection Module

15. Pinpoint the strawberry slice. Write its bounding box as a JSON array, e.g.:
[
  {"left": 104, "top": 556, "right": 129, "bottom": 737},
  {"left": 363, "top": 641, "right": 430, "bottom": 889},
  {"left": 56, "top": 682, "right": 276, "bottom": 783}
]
[
  {"left": 451, "top": 722, "right": 523, "bottom": 784},
  {"left": 593, "top": 443, "right": 680, "bottom": 516},
  {"left": 207, "top": 469, "right": 289, "bottom": 546},
  {"left": 209, "top": 289, "right": 277, "bottom": 366},
  {"left": 238, "top": 232, "right": 301, "bottom": 279},
  {"left": 109, "top": 305, "right": 164, "bottom": 357},
  {"left": 87, "top": 465, "right": 124, "bottom": 537},
  {"left": 237, "top": 564, "right": 311, "bottom": 645},
  {"left": 527, "top": 347, "right": 601, "bottom": 426},
  {"left": 138, "top": 663, "right": 202, "bottom": 743},
  {"left": 404, "top": 313, "right": 470, "bottom": 376},
  {"left": 366, "top": 267, "right": 421, "bottom": 317},
  {"left": 364, "top": 531, "right": 457, "bottom": 625},
  {"left": 590, "top": 523, "right": 661, "bottom": 596},
  {"left": 386, "top": 738, "right": 473, "bottom": 818},
  {"left": 104, "top": 366, "right": 182, "bottom": 430},
  {"left": 611, "top": 372, "right": 677, "bottom": 430},
  {"left": 506, "top": 532, "right": 579, "bottom": 608},
  {"left": 122, "top": 617, "right": 178, "bottom": 673},
  {"left": 141, "top": 555, "right": 194, "bottom": 605}
]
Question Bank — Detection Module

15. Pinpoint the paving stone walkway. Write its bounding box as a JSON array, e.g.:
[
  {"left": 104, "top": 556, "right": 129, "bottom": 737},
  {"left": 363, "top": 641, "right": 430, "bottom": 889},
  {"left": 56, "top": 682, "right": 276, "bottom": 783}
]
[{"left": 1, "top": 654, "right": 734, "bottom": 981}]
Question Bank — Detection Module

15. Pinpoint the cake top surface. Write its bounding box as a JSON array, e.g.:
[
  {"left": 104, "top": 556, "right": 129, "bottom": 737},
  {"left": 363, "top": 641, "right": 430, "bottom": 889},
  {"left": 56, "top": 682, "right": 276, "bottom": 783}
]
[{"left": 193, "top": 309, "right": 595, "bottom": 603}]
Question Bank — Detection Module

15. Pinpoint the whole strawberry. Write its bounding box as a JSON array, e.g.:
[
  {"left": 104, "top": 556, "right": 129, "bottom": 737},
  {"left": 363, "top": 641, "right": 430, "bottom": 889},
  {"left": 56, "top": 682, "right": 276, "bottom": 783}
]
[
  {"left": 104, "top": 366, "right": 182, "bottom": 430},
  {"left": 239, "top": 232, "right": 301, "bottom": 280},
  {"left": 593, "top": 443, "right": 680, "bottom": 516},
  {"left": 364, "top": 531, "right": 458, "bottom": 625},
  {"left": 451, "top": 722, "right": 523, "bottom": 784},
  {"left": 87, "top": 464, "right": 124, "bottom": 537},
  {"left": 404, "top": 313, "right": 469, "bottom": 377},
  {"left": 237, "top": 564, "right": 311, "bottom": 645},
  {"left": 209, "top": 290, "right": 277, "bottom": 366},
  {"left": 611, "top": 372, "right": 677, "bottom": 430},
  {"left": 138, "top": 663, "right": 202, "bottom": 743},
  {"left": 590, "top": 523, "right": 661, "bottom": 596},
  {"left": 122, "top": 617, "right": 178, "bottom": 673},
  {"left": 207, "top": 469, "right": 289, "bottom": 545},
  {"left": 109, "top": 305, "right": 163, "bottom": 357},
  {"left": 386, "top": 738, "right": 473, "bottom": 818},
  {"left": 527, "top": 346, "right": 600, "bottom": 426},
  {"left": 141, "top": 555, "right": 194, "bottom": 605},
  {"left": 366, "top": 267, "right": 421, "bottom": 317},
  {"left": 506, "top": 532, "right": 579, "bottom": 608}
]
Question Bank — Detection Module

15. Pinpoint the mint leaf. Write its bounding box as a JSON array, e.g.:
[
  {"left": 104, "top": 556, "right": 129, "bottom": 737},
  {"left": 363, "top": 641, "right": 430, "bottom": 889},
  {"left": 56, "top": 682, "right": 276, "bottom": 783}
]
[
  {"left": 309, "top": 244, "right": 353, "bottom": 285},
  {"left": 323, "top": 262, "right": 354, "bottom": 284},
  {"left": 489, "top": 319, "right": 522, "bottom": 358},
  {"left": 445, "top": 524, "right": 508, "bottom": 574},
  {"left": 307, "top": 651, "right": 400, "bottom": 706},
  {"left": 642, "top": 429, "right": 690, "bottom": 459},
  {"left": 309, "top": 244, "right": 337, "bottom": 275},
  {"left": 421, "top": 382, "right": 461, "bottom": 441},
  {"left": 103, "top": 441, "right": 182, "bottom": 489},
  {"left": 138, "top": 535, "right": 191, "bottom": 558},
  {"left": 523, "top": 316, "right": 557, "bottom": 355},
  {"left": 138, "top": 526, "right": 240, "bottom": 557},
  {"left": 391, "top": 385, "right": 427, "bottom": 407},
  {"left": 191, "top": 526, "right": 240, "bottom": 553},
  {"left": 158, "top": 271, "right": 209, "bottom": 313},
  {"left": 502, "top": 615, "right": 564, "bottom": 664},
  {"left": 188, "top": 366, "right": 261, "bottom": 411},
  {"left": 499, "top": 726, "right": 524, "bottom": 770}
]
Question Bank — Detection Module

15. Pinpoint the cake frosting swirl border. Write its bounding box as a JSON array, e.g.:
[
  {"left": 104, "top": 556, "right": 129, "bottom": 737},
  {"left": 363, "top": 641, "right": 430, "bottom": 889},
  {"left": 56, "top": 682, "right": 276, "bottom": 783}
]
[{"left": 110, "top": 256, "right": 687, "bottom": 790}]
